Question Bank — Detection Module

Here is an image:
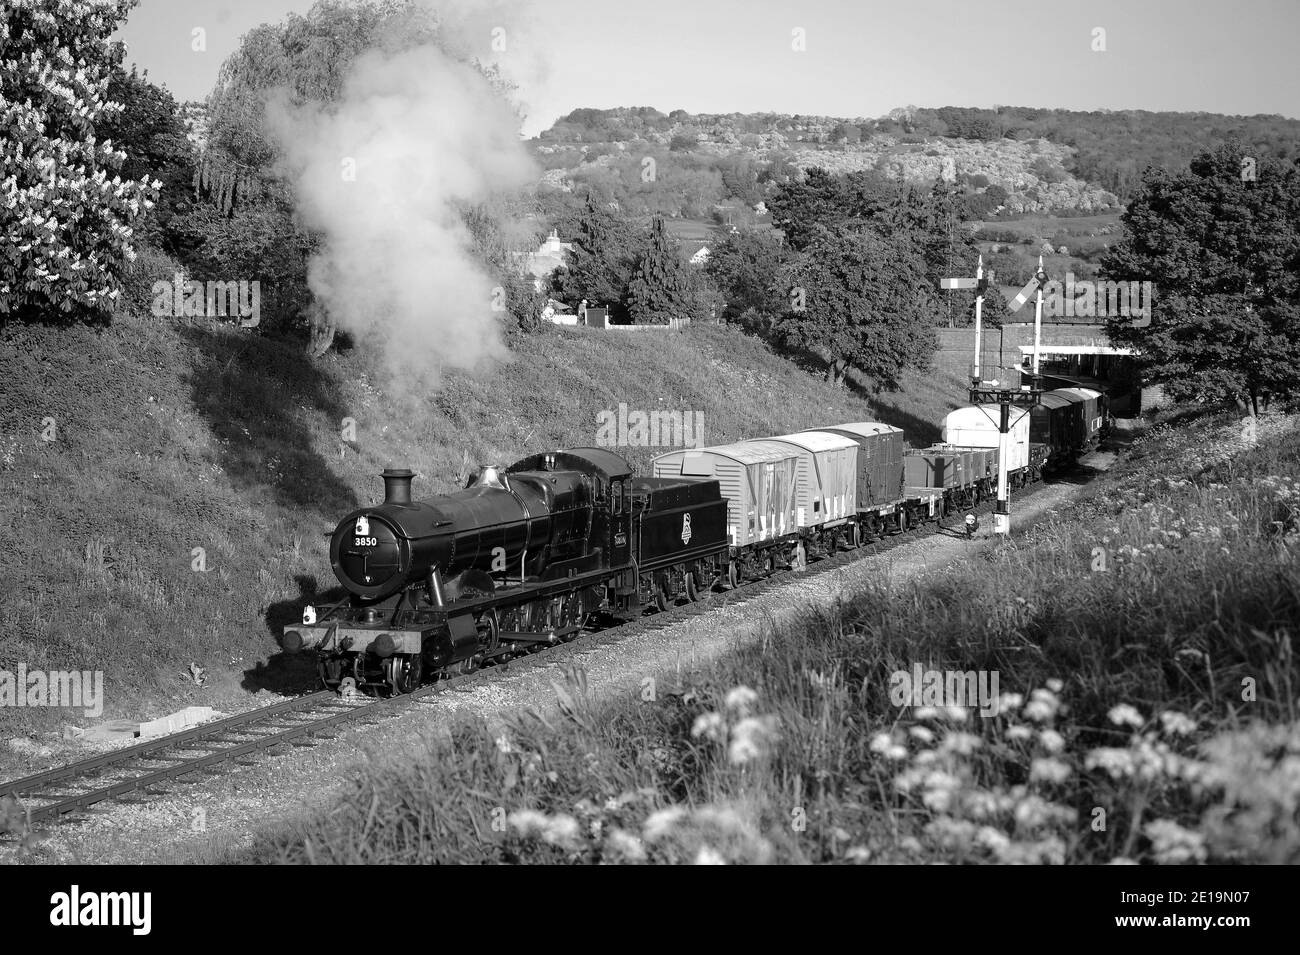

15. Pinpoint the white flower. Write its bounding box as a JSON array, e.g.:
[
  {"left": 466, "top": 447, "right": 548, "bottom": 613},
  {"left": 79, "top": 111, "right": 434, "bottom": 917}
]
[
  {"left": 1038, "top": 729, "right": 1066, "bottom": 753},
  {"left": 724, "top": 685, "right": 759, "bottom": 715},
  {"left": 1107, "top": 704, "right": 1144, "bottom": 729},
  {"left": 1158, "top": 710, "right": 1196, "bottom": 737},
  {"left": 643, "top": 807, "right": 688, "bottom": 842},
  {"left": 604, "top": 828, "right": 646, "bottom": 862},
  {"left": 1145, "top": 819, "right": 1207, "bottom": 864},
  {"left": 728, "top": 715, "right": 779, "bottom": 765},
  {"left": 1029, "top": 757, "right": 1072, "bottom": 784},
  {"left": 694, "top": 845, "right": 727, "bottom": 865},
  {"left": 691, "top": 711, "right": 726, "bottom": 742}
]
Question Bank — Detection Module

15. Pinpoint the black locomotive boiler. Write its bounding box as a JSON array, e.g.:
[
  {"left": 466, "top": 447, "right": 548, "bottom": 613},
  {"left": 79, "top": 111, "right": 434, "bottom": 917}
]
[{"left": 283, "top": 448, "right": 729, "bottom": 694}]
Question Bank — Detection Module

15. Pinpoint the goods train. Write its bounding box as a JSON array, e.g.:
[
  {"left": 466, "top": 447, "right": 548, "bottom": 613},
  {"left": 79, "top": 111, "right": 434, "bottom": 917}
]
[{"left": 283, "top": 388, "right": 1107, "bottom": 696}]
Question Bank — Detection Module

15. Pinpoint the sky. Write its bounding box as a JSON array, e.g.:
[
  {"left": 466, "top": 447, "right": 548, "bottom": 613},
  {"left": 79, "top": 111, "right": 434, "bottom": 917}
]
[{"left": 114, "top": 0, "right": 1300, "bottom": 136}]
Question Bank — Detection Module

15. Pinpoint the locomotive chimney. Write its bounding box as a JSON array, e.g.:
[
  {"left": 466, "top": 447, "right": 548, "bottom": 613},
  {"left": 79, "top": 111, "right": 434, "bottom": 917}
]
[{"left": 382, "top": 468, "right": 414, "bottom": 505}]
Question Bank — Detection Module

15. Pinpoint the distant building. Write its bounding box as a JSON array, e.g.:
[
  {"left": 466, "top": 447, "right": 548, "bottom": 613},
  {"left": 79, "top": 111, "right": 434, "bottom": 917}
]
[
  {"left": 689, "top": 246, "right": 710, "bottom": 266},
  {"left": 541, "top": 298, "right": 577, "bottom": 325},
  {"left": 525, "top": 229, "right": 574, "bottom": 292}
]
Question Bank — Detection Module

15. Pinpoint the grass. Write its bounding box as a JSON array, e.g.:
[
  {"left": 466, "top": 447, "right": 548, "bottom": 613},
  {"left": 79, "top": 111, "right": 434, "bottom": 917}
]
[
  {"left": 0, "top": 289, "right": 972, "bottom": 744},
  {"left": 221, "top": 407, "right": 1300, "bottom": 864}
]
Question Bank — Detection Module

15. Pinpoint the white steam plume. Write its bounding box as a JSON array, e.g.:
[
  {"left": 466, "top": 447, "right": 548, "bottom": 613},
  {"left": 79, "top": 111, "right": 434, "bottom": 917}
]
[{"left": 267, "top": 27, "right": 537, "bottom": 388}]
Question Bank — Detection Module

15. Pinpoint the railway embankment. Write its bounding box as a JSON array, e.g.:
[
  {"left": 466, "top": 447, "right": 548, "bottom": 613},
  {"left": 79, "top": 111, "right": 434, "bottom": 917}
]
[{"left": 0, "top": 308, "right": 967, "bottom": 754}]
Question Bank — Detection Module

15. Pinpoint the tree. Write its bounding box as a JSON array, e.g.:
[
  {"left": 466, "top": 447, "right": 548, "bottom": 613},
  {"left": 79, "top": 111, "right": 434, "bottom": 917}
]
[
  {"left": 705, "top": 228, "right": 788, "bottom": 332},
  {"left": 831, "top": 122, "right": 862, "bottom": 144},
  {"left": 777, "top": 226, "right": 936, "bottom": 390},
  {"left": 627, "top": 216, "right": 698, "bottom": 324},
  {"left": 669, "top": 131, "right": 699, "bottom": 152},
  {"left": 1102, "top": 143, "right": 1300, "bottom": 414},
  {"left": 98, "top": 66, "right": 197, "bottom": 260},
  {"left": 718, "top": 154, "right": 762, "bottom": 205},
  {"left": 1, "top": 0, "right": 160, "bottom": 321},
  {"left": 551, "top": 191, "right": 644, "bottom": 320}
]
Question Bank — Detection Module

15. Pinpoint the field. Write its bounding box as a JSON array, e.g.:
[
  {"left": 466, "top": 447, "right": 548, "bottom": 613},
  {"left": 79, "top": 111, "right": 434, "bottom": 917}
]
[{"left": 224, "top": 408, "right": 1300, "bottom": 864}]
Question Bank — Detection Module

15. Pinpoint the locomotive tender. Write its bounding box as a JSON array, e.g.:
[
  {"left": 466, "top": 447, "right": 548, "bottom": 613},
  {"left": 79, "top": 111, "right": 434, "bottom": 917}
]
[{"left": 286, "top": 402, "right": 1105, "bottom": 696}]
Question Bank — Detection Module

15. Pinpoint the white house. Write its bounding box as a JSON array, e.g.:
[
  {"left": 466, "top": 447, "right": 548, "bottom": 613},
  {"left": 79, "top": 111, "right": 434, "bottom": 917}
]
[{"left": 525, "top": 229, "right": 574, "bottom": 292}]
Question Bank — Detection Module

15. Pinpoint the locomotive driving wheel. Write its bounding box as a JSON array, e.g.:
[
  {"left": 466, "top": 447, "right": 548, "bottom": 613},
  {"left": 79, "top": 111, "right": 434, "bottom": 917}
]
[{"left": 684, "top": 569, "right": 699, "bottom": 602}]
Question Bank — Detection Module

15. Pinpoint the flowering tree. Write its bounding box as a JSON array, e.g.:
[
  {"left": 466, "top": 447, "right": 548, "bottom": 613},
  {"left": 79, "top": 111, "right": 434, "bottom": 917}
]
[{"left": 1, "top": 0, "right": 159, "bottom": 320}]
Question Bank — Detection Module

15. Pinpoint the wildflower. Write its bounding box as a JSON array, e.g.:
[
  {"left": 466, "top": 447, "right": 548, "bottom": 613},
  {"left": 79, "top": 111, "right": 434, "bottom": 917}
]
[
  {"left": 604, "top": 828, "right": 647, "bottom": 862},
  {"left": 1086, "top": 747, "right": 1136, "bottom": 780},
  {"left": 869, "top": 731, "right": 895, "bottom": 754},
  {"left": 1046, "top": 678, "right": 1064, "bottom": 693},
  {"left": 1006, "top": 725, "right": 1034, "bottom": 742},
  {"left": 1023, "top": 698, "right": 1055, "bottom": 723},
  {"left": 728, "top": 715, "right": 779, "bottom": 765},
  {"left": 975, "top": 826, "right": 1011, "bottom": 856},
  {"left": 1159, "top": 711, "right": 1196, "bottom": 737},
  {"left": 509, "top": 810, "right": 581, "bottom": 850},
  {"left": 494, "top": 734, "right": 513, "bottom": 754},
  {"left": 997, "top": 693, "right": 1024, "bottom": 712},
  {"left": 1108, "top": 704, "right": 1144, "bottom": 729},
  {"left": 909, "top": 725, "right": 935, "bottom": 744},
  {"left": 1145, "top": 819, "right": 1207, "bottom": 864},
  {"left": 691, "top": 711, "right": 726, "bottom": 742},
  {"left": 724, "top": 685, "right": 759, "bottom": 715},
  {"left": 694, "top": 845, "right": 727, "bottom": 865},
  {"left": 643, "top": 806, "right": 688, "bottom": 842},
  {"left": 1038, "top": 729, "right": 1066, "bottom": 754},
  {"left": 1029, "top": 757, "right": 1072, "bottom": 784},
  {"left": 508, "top": 809, "right": 548, "bottom": 838},
  {"left": 844, "top": 846, "right": 872, "bottom": 863},
  {"left": 941, "top": 732, "right": 982, "bottom": 756}
]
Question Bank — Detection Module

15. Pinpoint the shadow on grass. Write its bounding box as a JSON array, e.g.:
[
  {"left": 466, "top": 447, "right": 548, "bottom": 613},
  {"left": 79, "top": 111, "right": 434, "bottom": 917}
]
[
  {"left": 178, "top": 323, "right": 359, "bottom": 518},
  {"left": 244, "top": 574, "right": 349, "bottom": 694}
]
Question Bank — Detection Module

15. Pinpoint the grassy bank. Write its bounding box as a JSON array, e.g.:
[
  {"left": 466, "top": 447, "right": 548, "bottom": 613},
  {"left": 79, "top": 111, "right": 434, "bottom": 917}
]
[
  {"left": 228, "top": 409, "right": 1300, "bottom": 864},
  {"left": 0, "top": 306, "right": 967, "bottom": 742}
]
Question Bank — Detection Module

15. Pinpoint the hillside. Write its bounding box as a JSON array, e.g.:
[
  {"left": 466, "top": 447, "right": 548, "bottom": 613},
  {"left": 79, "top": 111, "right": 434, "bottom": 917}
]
[
  {"left": 531, "top": 105, "right": 1300, "bottom": 224},
  {"left": 0, "top": 312, "right": 971, "bottom": 749}
]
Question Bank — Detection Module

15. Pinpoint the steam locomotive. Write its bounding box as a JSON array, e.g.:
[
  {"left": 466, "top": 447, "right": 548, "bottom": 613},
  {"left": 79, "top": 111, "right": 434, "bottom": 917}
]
[
  {"left": 284, "top": 392, "right": 1106, "bottom": 696},
  {"left": 283, "top": 449, "right": 730, "bottom": 694}
]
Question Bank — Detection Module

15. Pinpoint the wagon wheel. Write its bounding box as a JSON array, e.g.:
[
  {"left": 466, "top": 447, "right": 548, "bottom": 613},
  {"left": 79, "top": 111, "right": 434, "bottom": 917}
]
[
  {"left": 850, "top": 521, "right": 863, "bottom": 548},
  {"left": 793, "top": 541, "right": 808, "bottom": 572},
  {"left": 653, "top": 577, "right": 672, "bottom": 612},
  {"left": 726, "top": 560, "right": 740, "bottom": 590},
  {"left": 684, "top": 570, "right": 699, "bottom": 602}
]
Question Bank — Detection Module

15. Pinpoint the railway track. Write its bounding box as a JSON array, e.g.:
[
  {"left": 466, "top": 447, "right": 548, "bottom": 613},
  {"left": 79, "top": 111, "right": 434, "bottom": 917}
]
[{"left": 0, "top": 481, "right": 1056, "bottom": 831}]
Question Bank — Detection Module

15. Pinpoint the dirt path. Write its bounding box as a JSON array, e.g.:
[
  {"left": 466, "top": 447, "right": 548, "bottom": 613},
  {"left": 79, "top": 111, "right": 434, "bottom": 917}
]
[{"left": 6, "top": 457, "right": 1114, "bottom": 864}]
